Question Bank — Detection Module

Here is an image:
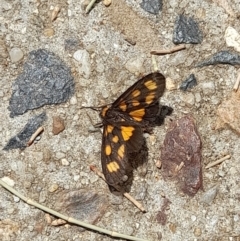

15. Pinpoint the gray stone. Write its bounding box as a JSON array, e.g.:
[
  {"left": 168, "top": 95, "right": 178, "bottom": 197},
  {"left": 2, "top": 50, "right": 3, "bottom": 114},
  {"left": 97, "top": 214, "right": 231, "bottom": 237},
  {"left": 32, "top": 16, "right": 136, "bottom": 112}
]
[
  {"left": 200, "top": 186, "right": 218, "bottom": 205},
  {"left": 3, "top": 112, "right": 47, "bottom": 150},
  {"left": 8, "top": 49, "right": 74, "bottom": 117},
  {"left": 197, "top": 51, "right": 240, "bottom": 67},
  {"left": 140, "top": 0, "right": 162, "bottom": 15},
  {"left": 180, "top": 74, "right": 197, "bottom": 91},
  {"left": 173, "top": 15, "right": 203, "bottom": 44}
]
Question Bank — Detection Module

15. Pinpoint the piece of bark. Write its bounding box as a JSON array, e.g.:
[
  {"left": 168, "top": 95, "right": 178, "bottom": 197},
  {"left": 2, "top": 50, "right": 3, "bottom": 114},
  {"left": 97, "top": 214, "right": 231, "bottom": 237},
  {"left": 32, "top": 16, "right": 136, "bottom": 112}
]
[{"left": 160, "top": 115, "right": 202, "bottom": 196}]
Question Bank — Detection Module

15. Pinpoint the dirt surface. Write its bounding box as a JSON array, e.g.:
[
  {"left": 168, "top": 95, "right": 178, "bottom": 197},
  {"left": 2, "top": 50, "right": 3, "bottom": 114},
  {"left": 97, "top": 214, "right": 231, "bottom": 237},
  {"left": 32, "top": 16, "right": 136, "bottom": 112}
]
[{"left": 1, "top": 0, "right": 240, "bottom": 240}]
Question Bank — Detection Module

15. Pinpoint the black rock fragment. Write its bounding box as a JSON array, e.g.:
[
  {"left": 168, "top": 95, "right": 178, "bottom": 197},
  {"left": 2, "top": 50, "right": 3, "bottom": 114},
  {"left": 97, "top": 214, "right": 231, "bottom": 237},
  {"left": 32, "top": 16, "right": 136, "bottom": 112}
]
[
  {"left": 173, "top": 15, "right": 202, "bottom": 44},
  {"left": 8, "top": 49, "right": 74, "bottom": 117},
  {"left": 180, "top": 74, "right": 197, "bottom": 91},
  {"left": 140, "top": 0, "right": 162, "bottom": 15},
  {"left": 197, "top": 50, "right": 240, "bottom": 67},
  {"left": 3, "top": 112, "right": 47, "bottom": 150}
]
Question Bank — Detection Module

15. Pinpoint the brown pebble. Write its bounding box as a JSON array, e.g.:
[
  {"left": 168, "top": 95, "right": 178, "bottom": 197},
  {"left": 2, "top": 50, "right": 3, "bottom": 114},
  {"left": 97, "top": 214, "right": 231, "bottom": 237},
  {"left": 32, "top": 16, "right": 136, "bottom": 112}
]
[
  {"left": 103, "top": 0, "right": 112, "bottom": 7},
  {"left": 169, "top": 223, "right": 177, "bottom": 233},
  {"left": 52, "top": 116, "right": 65, "bottom": 135},
  {"left": 43, "top": 28, "right": 55, "bottom": 37},
  {"left": 194, "top": 227, "right": 202, "bottom": 237}
]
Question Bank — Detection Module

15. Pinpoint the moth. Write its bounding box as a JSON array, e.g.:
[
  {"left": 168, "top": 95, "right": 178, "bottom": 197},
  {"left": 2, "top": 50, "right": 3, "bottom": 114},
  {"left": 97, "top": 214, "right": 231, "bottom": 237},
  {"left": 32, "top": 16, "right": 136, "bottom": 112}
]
[{"left": 97, "top": 72, "right": 172, "bottom": 187}]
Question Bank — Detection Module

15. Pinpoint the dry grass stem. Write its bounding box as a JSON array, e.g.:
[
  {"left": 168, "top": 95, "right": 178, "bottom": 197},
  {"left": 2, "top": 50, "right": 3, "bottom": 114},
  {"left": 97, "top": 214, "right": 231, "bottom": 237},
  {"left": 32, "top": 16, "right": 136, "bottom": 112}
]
[
  {"left": 86, "top": 0, "right": 98, "bottom": 13},
  {"left": 27, "top": 126, "right": 44, "bottom": 146},
  {"left": 0, "top": 179, "right": 150, "bottom": 241},
  {"left": 205, "top": 155, "right": 231, "bottom": 169}
]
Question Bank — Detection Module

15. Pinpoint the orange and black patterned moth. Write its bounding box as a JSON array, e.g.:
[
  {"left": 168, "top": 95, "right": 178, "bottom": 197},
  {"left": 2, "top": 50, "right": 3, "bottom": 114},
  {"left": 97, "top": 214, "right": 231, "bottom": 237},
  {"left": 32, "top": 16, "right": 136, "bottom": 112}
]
[{"left": 98, "top": 72, "right": 172, "bottom": 187}]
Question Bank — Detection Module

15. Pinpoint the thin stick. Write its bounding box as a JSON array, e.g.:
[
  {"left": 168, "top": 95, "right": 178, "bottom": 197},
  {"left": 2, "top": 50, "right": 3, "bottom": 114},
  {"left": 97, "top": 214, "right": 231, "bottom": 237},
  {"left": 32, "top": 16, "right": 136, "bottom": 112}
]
[
  {"left": 27, "top": 126, "right": 44, "bottom": 146},
  {"left": 205, "top": 155, "right": 231, "bottom": 169},
  {"left": 0, "top": 179, "right": 150, "bottom": 241},
  {"left": 86, "top": 0, "right": 98, "bottom": 13},
  {"left": 233, "top": 71, "right": 240, "bottom": 91},
  {"left": 151, "top": 44, "right": 186, "bottom": 55},
  {"left": 90, "top": 165, "right": 146, "bottom": 212}
]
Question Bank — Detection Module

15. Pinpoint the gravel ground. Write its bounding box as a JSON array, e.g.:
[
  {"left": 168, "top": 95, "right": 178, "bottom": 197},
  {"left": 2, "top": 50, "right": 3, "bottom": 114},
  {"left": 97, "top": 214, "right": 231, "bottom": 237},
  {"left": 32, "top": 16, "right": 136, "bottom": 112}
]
[{"left": 1, "top": 0, "right": 240, "bottom": 240}]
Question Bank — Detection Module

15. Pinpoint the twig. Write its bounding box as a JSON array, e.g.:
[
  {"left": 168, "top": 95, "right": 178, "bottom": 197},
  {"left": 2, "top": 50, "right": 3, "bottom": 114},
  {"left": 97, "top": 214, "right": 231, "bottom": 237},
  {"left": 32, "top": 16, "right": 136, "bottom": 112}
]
[
  {"left": 90, "top": 165, "right": 146, "bottom": 212},
  {"left": 27, "top": 126, "right": 44, "bottom": 146},
  {"left": 86, "top": 0, "right": 98, "bottom": 14},
  {"left": 233, "top": 70, "right": 240, "bottom": 91},
  {"left": 151, "top": 44, "right": 186, "bottom": 55},
  {"left": 0, "top": 179, "right": 150, "bottom": 241},
  {"left": 205, "top": 155, "right": 231, "bottom": 169}
]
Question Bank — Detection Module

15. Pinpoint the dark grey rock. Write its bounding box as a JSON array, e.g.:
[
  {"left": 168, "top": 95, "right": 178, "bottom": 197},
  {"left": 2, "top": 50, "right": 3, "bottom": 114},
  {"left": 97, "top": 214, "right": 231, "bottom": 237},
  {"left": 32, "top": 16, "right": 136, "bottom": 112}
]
[
  {"left": 140, "top": 0, "right": 162, "bottom": 15},
  {"left": 197, "top": 50, "right": 240, "bottom": 67},
  {"left": 173, "top": 15, "right": 203, "bottom": 44},
  {"left": 8, "top": 49, "right": 75, "bottom": 117},
  {"left": 180, "top": 74, "right": 197, "bottom": 91},
  {"left": 3, "top": 112, "right": 47, "bottom": 150}
]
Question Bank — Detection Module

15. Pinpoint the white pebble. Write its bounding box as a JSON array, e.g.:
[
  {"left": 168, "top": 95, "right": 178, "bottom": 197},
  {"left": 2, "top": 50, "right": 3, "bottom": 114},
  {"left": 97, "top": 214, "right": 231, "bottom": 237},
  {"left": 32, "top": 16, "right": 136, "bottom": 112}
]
[
  {"left": 74, "top": 175, "right": 80, "bottom": 181},
  {"left": 225, "top": 26, "right": 240, "bottom": 52},
  {"left": 1, "top": 176, "right": 15, "bottom": 186},
  {"left": 61, "top": 158, "right": 69, "bottom": 166},
  {"left": 9, "top": 47, "right": 24, "bottom": 63}
]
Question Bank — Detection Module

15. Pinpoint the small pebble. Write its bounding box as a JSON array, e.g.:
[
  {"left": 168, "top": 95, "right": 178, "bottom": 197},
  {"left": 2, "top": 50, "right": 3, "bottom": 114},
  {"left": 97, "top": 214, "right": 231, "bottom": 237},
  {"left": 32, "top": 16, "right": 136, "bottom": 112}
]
[
  {"left": 13, "top": 196, "right": 20, "bottom": 202},
  {"left": 166, "top": 77, "right": 177, "bottom": 90},
  {"left": 169, "top": 223, "right": 177, "bottom": 233},
  {"left": 28, "top": 225, "right": 34, "bottom": 232},
  {"left": 9, "top": 47, "right": 24, "bottom": 63},
  {"left": 225, "top": 26, "right": 240, "bottom": 52},
  {"left": 73, "top": 175, "right": 80, "bottom": 182},
  {"left": 200, "top": 185, "right": 218, "bottom": 205},
  {"left": 218, "top": 170, "right": 225, "bottom": 177},
  {"left": 73, "top": 49, "right": 91, "bottom": 78},
  {"left": 43, "top": 28, "right": 55, "bottom": 37},
  {"left": 61, "top": 158, "right": 69, "bottom": 166},
  {"left": 52, "top": 116, "right": 65, "bottom": 135},
  {"left": 191, "top": 215, "right": 197, "bottom": 222},
  {"left": 103, "top": 0, "right": 111, "bottom": 7},
  {"left": 70, "top": 96, "right": 77, "bottom": 105},
  {"left": 48, "top": 184, "right": 59, "bottom": 193},
  {"left": 194, "top": 227, "right": 202, "bottom": 237},
  {"left": 1, "top": 176, "right": 15, "bottom": 186}
]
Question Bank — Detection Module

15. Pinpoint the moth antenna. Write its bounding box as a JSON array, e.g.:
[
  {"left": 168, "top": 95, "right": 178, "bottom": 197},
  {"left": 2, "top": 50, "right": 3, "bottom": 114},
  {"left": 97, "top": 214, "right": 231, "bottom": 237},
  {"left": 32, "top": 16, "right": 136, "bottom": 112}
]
[{"left": 80, "top": 106, "right": 100, "bottom": 111}]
